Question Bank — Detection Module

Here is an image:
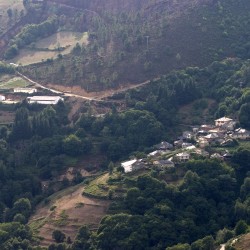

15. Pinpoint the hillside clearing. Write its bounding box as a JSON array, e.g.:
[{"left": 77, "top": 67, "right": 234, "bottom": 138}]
[
  {"left": 9, "top": 31, "right": 88, "bottom": 65},
  {"left": 0, "top": 76, "right": 29, "bottom": 89},
  {"left": 29, "top": 183, "right": 110, "bottom": 247},
  {"left": 232, "top": 233, "right": 250, "bottom": 250},
  {"left": 0, "top": 111, "right": 15, "bottom": 124},
  {"left": 0, "top": 0, "right": 24, "bottom": 32}
]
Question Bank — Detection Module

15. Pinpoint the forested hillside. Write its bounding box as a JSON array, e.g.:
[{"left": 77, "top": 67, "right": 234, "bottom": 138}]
[
  {"left": 2, "top": 0, "right": 249, "bottom": 92},
  {"left": 0, "top": 0, "right": 249, "bottom": 249},
  {"left": 0, "top": 56, "right": 249, "bottom": 248}
]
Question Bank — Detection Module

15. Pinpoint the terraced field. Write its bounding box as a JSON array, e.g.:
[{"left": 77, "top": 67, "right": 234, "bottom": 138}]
[{"left": 29, "top": 184, "right": 110, "bottom": 247}]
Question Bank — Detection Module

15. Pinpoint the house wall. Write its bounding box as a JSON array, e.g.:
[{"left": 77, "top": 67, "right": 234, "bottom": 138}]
[{"left": 0, "top": 96, "right": 6, "bottom": 101}]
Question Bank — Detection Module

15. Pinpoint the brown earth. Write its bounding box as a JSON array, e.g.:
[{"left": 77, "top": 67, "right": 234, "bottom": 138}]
[
  {"left": 0, "top": 110, "right": 15, "bottom": 124},
  {"left": 46, "top": 78, "right": 153, "bottom": 100},
  {"left": 233, "top": 233, "right": 250, "bottom": 250},
  {"left": 29, "top": 184, "right": 110, "bottom": 248}
]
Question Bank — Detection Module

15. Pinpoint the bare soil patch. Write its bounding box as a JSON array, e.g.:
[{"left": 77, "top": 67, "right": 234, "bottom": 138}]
[
  {"left": 0, "top": 110, "right": 15, "bottom": 124},
  {"left": 233, "top": 233, "right": 250, "bottom": 250},
  {"left": 46, "top": 83, "right": 120, "bottom": 99},
  {"left": 29, "top": 184, "right": 110, "bottom": 247}
]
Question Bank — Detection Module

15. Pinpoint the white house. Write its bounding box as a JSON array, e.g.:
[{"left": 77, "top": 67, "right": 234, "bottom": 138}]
[
  {"left": 155, "top": 141, "right": 173, "bottom": 150},
  {"left": 153, "top": 159, "right": 175, "bottom": 169},
  {"left": 182, "top": 142, "right": 193, "bottom": 149},
  {"left": 198, "top": 138, "right": 209, "bottom": 148},
  {"left": 121, "top": 159, "right": 137, "bottom": 173},
  {"left": 210, "top": 153, "right": 223, "bottom": 160},
  {"left": 185, "top": 145, "right": 196, "bottom": 151},
  {"left": 121, "top": 159, "right": 146, "bottom": 173},
  {"left": 182, "top": 131, "right": 193, "bottom": 140},
  {"left": 204, "top": 133, "right": 219, "bottom": 142},
  {"left": 27, "top": 96, "right": 64, "bottom": 105},
  {"left": 215, "top": 117, "right": 233, "bottom": 127},
  {"left": 175, "top": 152, "right": 190, "bottom": 162},
  {"left": 174, "top": 139, "right": 183, "bottom": 148},
  {"left": 0, "top": 95, "right": 6, "bottom": 101},
  {"left": 14, "top": 88, "right": 37, "bottom": 94},
  {"left": 230, "top": 128, "right": 250, "bottom": 140},
  {"left": 200, "top": 124, "right": 214, "bottom": 131},
  {"left": 148, "top": 150, "right": 167, "bottom": 157},
  {"left": 192, "top": 148, "right": 209, "bottom": 157},
  {"left": 221, "top": 121, "right": 236, "bottom": 131}
]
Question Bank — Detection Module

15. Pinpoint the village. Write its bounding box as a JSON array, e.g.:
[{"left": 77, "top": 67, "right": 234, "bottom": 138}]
[{"left": 121, "top": 116, "right": 250, "bottom": 173}]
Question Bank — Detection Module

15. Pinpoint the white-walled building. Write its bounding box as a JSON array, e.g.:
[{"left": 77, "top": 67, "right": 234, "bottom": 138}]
[
  {"left": 175, "top": 152, "right": 190, "bottom": 162},
  {"left": 215, "top": 117, "right": 233, "bottom": 127},
  {"left": 27, "top": 96, "right": 64, "bottom": 105},
  {"left": 230, "top": 128, "right": 250, "bottom": 140},
  {"left": 14, "top": 88, "right": 37, "bottom": 94},
  {"left": 0, "top": 95, "right": 6, "bottom": 101},
  {"left": 121, "top": 159, "right": 137, "bottom": 173}
]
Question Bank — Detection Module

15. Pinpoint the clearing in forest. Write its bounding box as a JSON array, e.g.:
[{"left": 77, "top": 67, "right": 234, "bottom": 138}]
[
  {"left": 0, "top": 0, "right": 25, "bottom": 31},
  {"left": 9, "top": 31, "right": 88, "bottom": 65},
  {"left": 29, "top": 183, "right": 110, "bottom": 247},
  {"left": 233, "top": 233, "right": 250, "bottom": 250},
  {"left": 0, "top": 76, "right": 29, "bottom": 89}
]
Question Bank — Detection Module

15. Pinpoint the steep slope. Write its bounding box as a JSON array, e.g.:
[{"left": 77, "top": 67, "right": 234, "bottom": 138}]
[
  {"left": 5, "top": 0, "right": 250, "bottom": 93},
  {"left": 29, "top": 184, "right": 110, "bottom": 247}
]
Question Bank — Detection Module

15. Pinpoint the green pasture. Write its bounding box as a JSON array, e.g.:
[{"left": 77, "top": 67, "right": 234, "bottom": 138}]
[
  {"left": 9, "top": 31, "right": 89, "bottom": 66},
  {"left": 0, "top": 77, "right": 29, "bottom": 89},
  {"left": 0, "top": 0, "right": 25, "bottom": 31}
]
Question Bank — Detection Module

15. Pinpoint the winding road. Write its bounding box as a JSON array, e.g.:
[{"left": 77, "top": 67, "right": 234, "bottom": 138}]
[{"left": 17, "top": 71, "right": 159, "bottom": 102}]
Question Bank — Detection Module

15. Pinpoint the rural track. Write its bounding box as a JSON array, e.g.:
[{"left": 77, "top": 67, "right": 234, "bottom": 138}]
[{"left": 16, "top": 71, "right": 159, "bottom": 102}]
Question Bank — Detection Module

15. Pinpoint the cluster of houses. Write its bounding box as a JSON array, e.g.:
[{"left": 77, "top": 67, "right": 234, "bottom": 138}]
[
  {"left": 121, "top": 117, "right": 250, "bottom": 173},
  {"left": 0, "top": 87, "right": 64, "bottom": 105}
]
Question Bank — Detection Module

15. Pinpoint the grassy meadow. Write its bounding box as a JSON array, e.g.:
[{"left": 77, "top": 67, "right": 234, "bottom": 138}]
[
  {"left": 0, "top": 77, "right": 29, "bottom": 89},
  {"left": 9, "top": 31, "right": 89, "bottom": 65},
  {"left": 0, "top": 0, "right": 25, "bottom": 32}
]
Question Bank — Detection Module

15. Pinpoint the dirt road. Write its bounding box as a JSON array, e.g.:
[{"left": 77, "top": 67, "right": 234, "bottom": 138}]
[{"left": 17, "top": 71, "right": 158, "bottom": 102}]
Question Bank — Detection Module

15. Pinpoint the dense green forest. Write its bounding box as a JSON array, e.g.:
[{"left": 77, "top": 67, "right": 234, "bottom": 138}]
[
  {"left": 0, "top": 56, "right": 250, "bottom": 249},
  {"left": 0, "top": 0, "right": 250, "bottom": 249},
  {"left": 18, "top": 0, "right": 250, "bottom": 91}
]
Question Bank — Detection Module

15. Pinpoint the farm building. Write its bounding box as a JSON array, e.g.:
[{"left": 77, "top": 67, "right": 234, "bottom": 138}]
[
  {"left": 0, "top": 95, "right": 6, "bottom": 101},
  {"left": 14, "top": 88, "right": 37, "bottom": 94},
  {"left": 27, "top": 96, "right": 64, "bottom": 105}
]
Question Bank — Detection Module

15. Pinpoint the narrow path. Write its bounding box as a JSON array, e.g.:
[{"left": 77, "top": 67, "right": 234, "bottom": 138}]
[
  {"left": 17, "top": 71, "right": 100, "bottom": 101},
  {"left": 219, "top": 244, "right": 225, "bottom": 250}
]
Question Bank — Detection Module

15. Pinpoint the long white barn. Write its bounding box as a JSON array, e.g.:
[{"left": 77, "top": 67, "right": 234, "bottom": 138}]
[
  {"left": 27, "top": 96, "right": 64, "bottom": 105},
  {"left": 14, "top": 88, "right": 37, "bottom": 94}
]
